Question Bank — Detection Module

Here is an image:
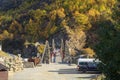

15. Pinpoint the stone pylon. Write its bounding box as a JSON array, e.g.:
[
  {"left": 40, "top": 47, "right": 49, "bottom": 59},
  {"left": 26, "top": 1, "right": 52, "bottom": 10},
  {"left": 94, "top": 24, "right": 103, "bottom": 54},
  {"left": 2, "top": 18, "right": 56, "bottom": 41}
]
[{"left": 41, "top": 40, "right": 50, "bottom": 64}]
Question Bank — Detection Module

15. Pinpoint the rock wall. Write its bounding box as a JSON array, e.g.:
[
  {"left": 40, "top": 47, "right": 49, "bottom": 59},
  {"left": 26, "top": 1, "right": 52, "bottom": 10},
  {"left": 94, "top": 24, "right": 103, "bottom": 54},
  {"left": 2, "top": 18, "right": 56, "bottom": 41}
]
[{"left": 4, "top": 54, "right": 24, "bottom": 72}]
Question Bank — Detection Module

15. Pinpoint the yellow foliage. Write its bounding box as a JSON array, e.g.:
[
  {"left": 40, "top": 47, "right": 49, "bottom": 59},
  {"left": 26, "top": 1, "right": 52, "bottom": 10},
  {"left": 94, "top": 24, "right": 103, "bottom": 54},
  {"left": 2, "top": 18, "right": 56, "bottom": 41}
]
[
  {"left": 0, "top": 35, "right": 4, "bottom": 40},
  {"left": 99, "top": 4, "right": 106, "bottom": 12},
  {"left": 37, "top": 44, "right": 45, "bottom": 54},
  {"left": 73, "top": 11, "right": 80, "bottom": 16},
  {"left": 61, "top": 20, "right": 67, "bottom": 27},
  {"left": 108, "top": 0, "right": 116, "bottom": 7},
  {"left": 106, "top": 8, "right": 112, "bottom": 14},
  {"left": 83, "top": 48, "right": 95, "bottom": 57},
  {"left": 0, "top": 15, "right": 12, "bottom": 22},
  {"left": 74, "top": 13, "right": 89, "bottom": 25},
  {"left": 0, "top": 30, "right": 13, "bottom": 40},
  {"left": 101, "top": 0, "right": 108, "bottom": 3},
  {"left": 50, "top": 26, "right": 57, "bottom": 34},
  {"left": 44, "top": 31, "right": 49, "bottom": 38},
  {"left": 79, "top": 3, "right": 87, "bottom": 10},
  {"left": 87, "top": 0, "right": 96, "bottom": 4},
  {"left": 57, "top": 8, "right": 66, "bottom": 18},
  {"left": 26, "top": 19, "right": 37, "bottom": 35},
  {"left": 0, "top": 51, "right": 11, "bottom": 58},
  {"left": 3, "top": 30, "right": 9, "bottom": 37},
  {"left": 68, "top": 1, "right": 74, "bottom": 12},
  {"left": 49, "top": 10, "right": 57, "bottom": 21},
  {"left": 10, "top": 20, "right": 23, "bottom": 34},
  {"left": 30, "top": 9, "right": 46, "bottom": 21},
  {"left": 88, "top": 9, "right": 100, "bottom": 17},
  {"left": 29, "top": 19, "right": 33, "bottom": 23}
]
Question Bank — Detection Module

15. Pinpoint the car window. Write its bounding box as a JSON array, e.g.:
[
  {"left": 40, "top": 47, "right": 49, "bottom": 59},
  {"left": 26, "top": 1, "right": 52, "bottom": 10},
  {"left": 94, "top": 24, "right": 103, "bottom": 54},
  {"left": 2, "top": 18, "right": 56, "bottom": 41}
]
[
  {"left": 87, "top": 62, "right": 97, "bottom": 67},
  {"left": 79, "top": 62, "right": 87, "bottom": 65}
]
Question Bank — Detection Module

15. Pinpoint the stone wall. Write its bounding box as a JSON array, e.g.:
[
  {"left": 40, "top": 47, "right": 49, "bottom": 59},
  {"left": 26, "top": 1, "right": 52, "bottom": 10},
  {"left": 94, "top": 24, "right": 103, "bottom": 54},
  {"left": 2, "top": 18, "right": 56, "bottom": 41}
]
[{"left": 3, "top": 54, "right": 24, "bottom": 72}]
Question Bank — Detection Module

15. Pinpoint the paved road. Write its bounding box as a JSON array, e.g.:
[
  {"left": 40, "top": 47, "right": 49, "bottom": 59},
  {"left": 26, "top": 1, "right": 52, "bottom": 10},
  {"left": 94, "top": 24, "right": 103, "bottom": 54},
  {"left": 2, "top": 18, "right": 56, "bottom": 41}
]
[{"left": 9, "top": 63, "right": 100, "bottom": 80}]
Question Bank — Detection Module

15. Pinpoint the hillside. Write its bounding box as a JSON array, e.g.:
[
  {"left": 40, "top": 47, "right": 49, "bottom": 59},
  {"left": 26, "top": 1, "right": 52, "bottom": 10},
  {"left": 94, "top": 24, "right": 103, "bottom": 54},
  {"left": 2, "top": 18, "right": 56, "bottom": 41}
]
[
  {"left": 0, "top": 0, "right": 117, "bottom": 56},
  {"left": 0, "top": 0, "right": 117, "bottom": 55},
  {"left": 0, "top": 0, "right": 115, "bottom": 43}
]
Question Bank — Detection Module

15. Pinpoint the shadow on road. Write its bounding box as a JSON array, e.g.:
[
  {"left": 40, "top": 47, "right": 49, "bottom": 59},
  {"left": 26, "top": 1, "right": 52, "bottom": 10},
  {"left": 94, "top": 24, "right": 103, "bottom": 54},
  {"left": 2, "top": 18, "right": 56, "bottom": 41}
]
[
  {"left": 49, "top": 68, "right": 78, "bottom": 74},
  {"left": 76, "top": 75, "right": 99, "bottom": 79},
  {"left": 48, "top": 68, "right": 101, "bottom": 74}
]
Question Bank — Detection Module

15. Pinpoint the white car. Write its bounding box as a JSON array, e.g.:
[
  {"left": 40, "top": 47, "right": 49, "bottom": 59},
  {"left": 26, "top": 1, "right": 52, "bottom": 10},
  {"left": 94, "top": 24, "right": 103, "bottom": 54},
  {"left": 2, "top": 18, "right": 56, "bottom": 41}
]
[{"left": 77, "top": 58, "right": 99, "bottom": 72}]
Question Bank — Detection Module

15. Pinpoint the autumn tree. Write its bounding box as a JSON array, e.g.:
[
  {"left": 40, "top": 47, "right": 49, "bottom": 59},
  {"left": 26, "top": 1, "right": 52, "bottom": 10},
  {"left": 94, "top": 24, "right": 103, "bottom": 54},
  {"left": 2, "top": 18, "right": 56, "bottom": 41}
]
[
  {"left": 9, "top": 20, "right": 23, "bottom": 37},
  {"left": 25, "top": 19, "right": 40, "bottom": 42}
]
